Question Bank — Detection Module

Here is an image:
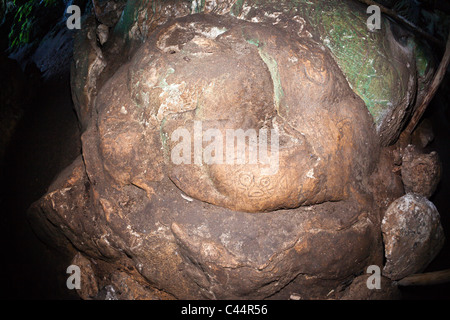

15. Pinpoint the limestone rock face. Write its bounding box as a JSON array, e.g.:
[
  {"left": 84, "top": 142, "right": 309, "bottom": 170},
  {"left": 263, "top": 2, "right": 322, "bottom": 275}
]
[
  {"left": 411, "top": 119, "right": 435, "bottom": 149},
  {"left": 28, "top": 0, "right": 442, "bottom": 300},
  {"left": 70, "top": 16, "right": 106, "bottom": 130},
  {"left": 0, "top": 0, "right": 5, "bottom": 26},
  {"left": 0, "top": 55, "right": 29, "bottom": 165},
  {"left": 381, "top": 193, "right": 445, "bottom": 281},
  {"left": 29, "top": 154, "right": 384, "bottom": 299},
  {"left": 71, "top": 253, "right": 99, "bottom": 300}
]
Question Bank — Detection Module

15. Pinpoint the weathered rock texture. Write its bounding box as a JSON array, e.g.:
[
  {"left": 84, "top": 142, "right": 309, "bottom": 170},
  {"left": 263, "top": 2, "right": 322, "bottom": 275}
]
[
  {"left": 93, "top": 0, "right": 127, "bottom": 27},
  {"left": 27, "top": 0, "right": 443, "bottom": 300},
  {"left": 401, "top": 144, "right": 442, "bottom": 198},
  {"left": 340, "top": 274, "right": 401, "bottom": 300},
  {"left": 381, "top": 193, "right": 445, "bottom": 281},
  {"left": 0, "top": 0, "right": 5, "bottom": 25}
]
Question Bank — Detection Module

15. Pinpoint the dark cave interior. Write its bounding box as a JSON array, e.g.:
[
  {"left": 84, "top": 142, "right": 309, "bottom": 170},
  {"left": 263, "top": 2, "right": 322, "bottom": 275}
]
[{"left": 0, "top": 0, "right": 450, "bottom": 300}]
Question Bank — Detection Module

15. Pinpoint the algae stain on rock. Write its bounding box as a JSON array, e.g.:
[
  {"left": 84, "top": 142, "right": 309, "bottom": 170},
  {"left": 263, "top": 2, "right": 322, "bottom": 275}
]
[{"left": 244, "top": 37, "right": 286, "bottom": 117}]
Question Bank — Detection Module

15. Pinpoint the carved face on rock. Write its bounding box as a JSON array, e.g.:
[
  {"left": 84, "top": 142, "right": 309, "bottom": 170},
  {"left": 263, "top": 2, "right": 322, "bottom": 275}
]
[{"left": 31, "top": 12, "right": 399, "bottom": 300}]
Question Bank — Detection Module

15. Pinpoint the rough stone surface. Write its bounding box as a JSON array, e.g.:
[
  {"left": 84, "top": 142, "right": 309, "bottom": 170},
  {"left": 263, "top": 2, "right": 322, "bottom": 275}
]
[
  {"left": 96, "top": 24, "right": 110, "bottom": 46},
  {"left": 0, "top": 54, "right": 27, "bottom": 165},
  {"left": 29, "top": 152, "right": 384, "bottom": 299},
  {"left": 70, "top": 16, "right": 107, "bottom": 130},
  {"left": 401, "top": 144, "right": 442, "bottom": 198},
  {"left": 31, "top": 20, "right": 77, "bottom": 79},
  {"left": 411, "top": 119, "right": 435, "bottom": 149},
  {"left": 70, "top": 0, "right": 436, "bottom": 147},
  {"left": 119, "top": 15, "right": 377, "bottom": 213},
  {"left": 28, "top": 0, "right": 442, "bottom": 300},
  {"left": 106, "top": 0, "right": 435, "bottom": 146},
  {"left": 381, "top": 193, "right": 445, "bottom": 281}
]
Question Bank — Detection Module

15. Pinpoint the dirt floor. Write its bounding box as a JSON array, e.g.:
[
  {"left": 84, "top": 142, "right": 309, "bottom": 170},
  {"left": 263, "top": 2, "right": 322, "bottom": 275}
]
[{"left": 0, "top": 63, "right": 449, "bottom": 300}]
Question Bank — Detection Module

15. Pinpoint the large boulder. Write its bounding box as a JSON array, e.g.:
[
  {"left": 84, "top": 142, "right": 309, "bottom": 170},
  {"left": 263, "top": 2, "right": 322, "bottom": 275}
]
[
  {"left": 28, "top": 0, "right": 442, "bottom": 300},
  {"left": 401, "top": 144, "right": 442, "bottom": 198}
]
